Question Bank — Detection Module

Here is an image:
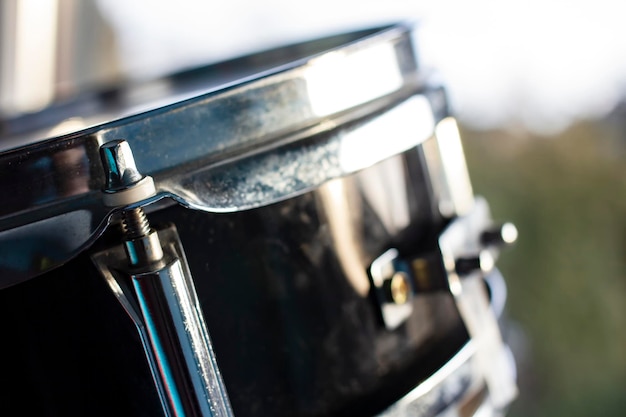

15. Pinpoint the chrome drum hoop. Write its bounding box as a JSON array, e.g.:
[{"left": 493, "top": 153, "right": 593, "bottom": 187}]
[{"left": 0, "top": 23, "right": 445, "bottom": 286}]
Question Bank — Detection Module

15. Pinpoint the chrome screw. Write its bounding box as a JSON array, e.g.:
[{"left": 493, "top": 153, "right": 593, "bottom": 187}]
[
  {"left": 99, "top": 139, "right": 162, "bottom": 265},
  {"left": 481, "top": 222, "right": 518, "bottom": 247}
]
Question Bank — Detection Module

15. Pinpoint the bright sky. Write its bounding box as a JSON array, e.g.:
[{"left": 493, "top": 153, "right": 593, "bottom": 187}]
[
  {"left": 98, "top": 0, "right": 626, "bottom": 133},
  {"left": 419, "top": 0, "right": 626, "bottom": 133}
]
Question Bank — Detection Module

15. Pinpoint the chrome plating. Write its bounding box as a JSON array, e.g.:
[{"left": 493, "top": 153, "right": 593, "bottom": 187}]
[
  {"left": 376, "top": 265, "right": 516, "bottom": 417},
  {"left": 376, "top": 343, "right": 515, "bottom": 417},
  {"left": 0, "top": 24, "right": 440, "bottom": 287},
  {"left": 370, "top": 248, "right": 414, "bottom": 330},
  {"left": 422, "top": 118, "right": 474, "bottom": 218},
  {"left": 367, "top": 196, "right": 517, "bottom": 412},
  {"left": 92, "top": 225, "right": 234, "bottom": 417},
  {"left": 93, "top": 140, "right": 233, "bottom": 417},
  {"left": 99, "top": 139, "right": 157, "bottom": 207},
  {"left": 438, "top": 198, "right": 518, "bottom": 409},
  {"left": 376, "top": 343, "right": 478, "bottom": 417}
]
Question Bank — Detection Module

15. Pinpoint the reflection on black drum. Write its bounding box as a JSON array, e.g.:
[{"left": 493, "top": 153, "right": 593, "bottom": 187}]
[{"left": 0, "top": 24, "right": 518, "bottom": 417}]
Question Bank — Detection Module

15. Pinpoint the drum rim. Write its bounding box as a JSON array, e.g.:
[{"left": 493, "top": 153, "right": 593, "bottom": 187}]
[
  {"left": 0, "top": 22, "right": 444, "bottom": 286},
  {"left": 0, "top": 24, "right": 406, "bottom": 151}
]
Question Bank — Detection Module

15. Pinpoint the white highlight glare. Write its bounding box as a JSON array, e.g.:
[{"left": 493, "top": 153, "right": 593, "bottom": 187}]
[
  {"left": 433, "top": 117, "right": 474, "bottom": 217},
  {"left": 305, "top": 43, "right": 402, "bottom": 116},
  {"left": 339, "top": 96, "right": 434, "bottom": 173},
  {"left": 501, "top": 223, "right": 519, "bottom": 245}
]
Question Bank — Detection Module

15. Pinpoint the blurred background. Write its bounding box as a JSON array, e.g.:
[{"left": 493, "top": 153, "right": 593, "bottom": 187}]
[{"left": 1, "top": 1, "right": 624, "bottom": 416}]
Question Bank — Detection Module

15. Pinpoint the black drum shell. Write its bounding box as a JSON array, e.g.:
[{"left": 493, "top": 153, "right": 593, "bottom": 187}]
[{"left": 0, "top": 149, "right": 467, "bottom": 417}]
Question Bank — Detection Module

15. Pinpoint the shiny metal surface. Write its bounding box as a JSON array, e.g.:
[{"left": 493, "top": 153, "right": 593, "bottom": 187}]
[
  {"left": 124, "top": 227, "right": 165, "bottom": 265},
  {"left": 98, "top": 139, "right": 164, "bottom": 264},
  {"left": 367, "top": 194, "right": 518, "bottom": 389},
  {"left": 454, "top": 251, "right": 495, "bottom": 277},
  {"left": 0, "top": 23, "right": 441, "bottom": 287},
  {"left": 0, "top": 148, "right": 468, "bottom": 416},
  {"left": 380, "top": 333, "right": 510, "bottom": 417},
  {"left": 370, "top": 248, "right": 415, "bottom": 330},
  {"left": 375, "top": 252, "right": 516, "bottom": 417},
  {"left": 0, "top": 21, "right": 519, "bottom": 417},
  {"left": 96, "top": 136, "right": 233, "bottom": 416},
  {"left": 480, "top": 223, "right": 518, "bottom": 248},
  {"left": 99, "top": 139, "right": 157, "bottom": 206},
  {"left": 438, "top": 198, "right": 517, "bottom": 409},
  {"left": 422, "top": 118, "right": 474, "bottom": 218},
  {"left": 376, "top": 343, "right": 480, "bottom": 417},
  {"left": 92, "top": 224, "right": 233, "bottom": 417},
  {"left": 366, "top": 197, "right": 518, "bottom": 411},
  {"left": 0, "top": 135, "right": 519, "bottom": 416},
  {"left": 100, "top": 139, "right": 144, "bottom": 190}
]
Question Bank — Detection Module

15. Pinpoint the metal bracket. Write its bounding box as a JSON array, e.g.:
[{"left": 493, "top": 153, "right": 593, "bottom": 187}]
[
  {"left": 92, "top": 223, "right": 234, "bottom": 417},
  {"left": 368, "top": 197, "right": 518, "bottom": 410},
  {"left": 438, "top": 198, "right": 517, "bottom": 410},
  {"left": 91, "top": 139, "right": 233, "bottom": 417},
  {"left": 370, "top": 248, "right": 415, "bottom": 330}
]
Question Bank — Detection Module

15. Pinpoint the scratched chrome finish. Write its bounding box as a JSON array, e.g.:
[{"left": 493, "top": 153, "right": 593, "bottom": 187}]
[
  {"left": 0, "top": 24, "right": 442, "bottom": 286},
  {"left": 164, "top": 95, "right": 435, "bottom": 212}
]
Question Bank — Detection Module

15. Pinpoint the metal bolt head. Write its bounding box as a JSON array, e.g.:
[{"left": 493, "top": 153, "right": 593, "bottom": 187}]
[
  {"left": 481, "top": 222, "right": 518, "bottom": 247},
  {"left": 455, "top": 250, "right": 495, "bottom": 276},
  {"left": 500, "top": 223, "right": 519, "bottom": 244},
  {"left": 389, "top": 271, "right": 411, "bottom": 305},
  {"left": 100, "top": 139, "right": 144, "bottom": 191},
  {"left": 99, "top": 139, "right": 156, "bottom": 207}
]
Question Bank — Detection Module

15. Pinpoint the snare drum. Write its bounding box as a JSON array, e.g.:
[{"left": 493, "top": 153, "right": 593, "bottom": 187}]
[{"left": 0, "top": 24, "right": 517, "bottom": 417}]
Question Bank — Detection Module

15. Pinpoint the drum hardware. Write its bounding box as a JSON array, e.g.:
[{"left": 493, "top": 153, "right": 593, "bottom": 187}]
[
  {"left": 369, "top": 198, "right": 518, "bottom": 410},
  {"left": 91, "top": 139, "right": 233, "bottom": 417},
  {"left": 386, "top": 271, "right": 412, "bottom": 305},
  {"left": 422, "top": 118, "right": 475, "bottom": 218},
  {"left": 0, "top": 24, "right": 520, "bottom": 417},
  {"left": 480, "top": 223, "right": 519, "bottom": 248},
  {"left": 454, "top": 251, "right": 496, "bottom": 277},
  {"left": 438, "top": 198, "right": 518, "bottom": 410},
  {"left": 376, "top": 266, "right": 514, "bottom": 417},
  {"left": 0, "top": 25, "right": 434, "bottom": 288},
  {"left": 100, "top": 140, "right": 158, "bottom": 207},
  {"left": 376, "top": 343, "right": 483, "bottom": 417},
  {"left": 370, "top": 248, "right": 416, "bottom": 330},
  {"left": 369, "top": 203, "right": 517, "bottom": 323}
]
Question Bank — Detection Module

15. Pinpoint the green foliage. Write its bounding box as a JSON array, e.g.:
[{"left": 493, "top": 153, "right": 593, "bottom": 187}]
[{"left": 461, "top": 122, "right": 626, "bottom": 417}]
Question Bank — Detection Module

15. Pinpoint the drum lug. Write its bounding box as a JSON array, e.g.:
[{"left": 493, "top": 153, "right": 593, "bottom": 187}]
[
  {"left": 438, "top": 198, "right": 518, "bottom": 410},
  {"left": 369, "top": 198, "right": 518, "bottom": 410},
  {"left": 91, "top": 140, "right": 234, "bottom": 417}
]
